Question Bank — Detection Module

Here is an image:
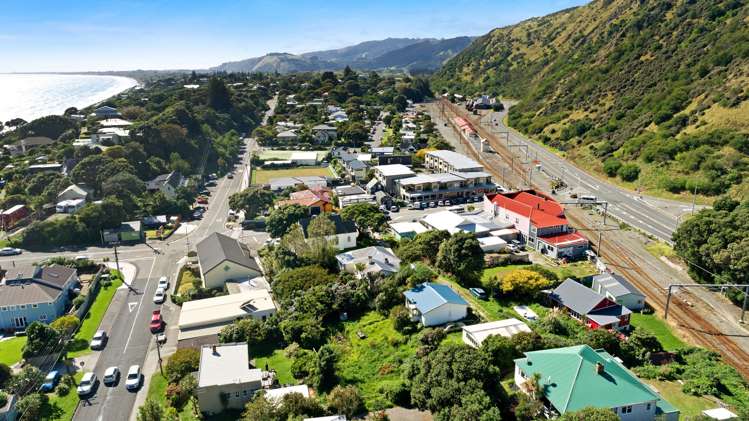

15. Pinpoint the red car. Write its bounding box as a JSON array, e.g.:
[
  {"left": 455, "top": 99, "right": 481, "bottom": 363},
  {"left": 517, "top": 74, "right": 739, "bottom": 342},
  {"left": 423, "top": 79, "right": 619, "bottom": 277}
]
[
  {"left": 196, "top": 196, "right": 208, "bottom": 204},
  {"left": 149, "top": 309, "right": 164, "bottom": 333}
]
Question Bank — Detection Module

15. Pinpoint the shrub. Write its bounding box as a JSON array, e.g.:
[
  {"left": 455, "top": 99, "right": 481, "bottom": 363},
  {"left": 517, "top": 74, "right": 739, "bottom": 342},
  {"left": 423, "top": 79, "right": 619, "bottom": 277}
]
[
  {"left": 494, "top": 269, "right": 553, "bottom": 297},
  {"left": 390, "top": 305, "right": 416, "bottom": 334},
  {"left": 617, "top": 163, "right": 641, "bottom": 182},
  {"left": 56, "top": 382, "right": 71, "bottom": 396},
  {"left": 0, "top": 392, "right": 7, "bottom": 409},
  {"left": 327, "top": 385, "right": 365, "bottom": 419},
  {"left": 72, "top": 295, "right": 86, "bottom": 309},
  {"left": 164, "top": 348, "right": 200, "bottom": 384},
  {"left": 602, "top": 157, "right": 622, "bottom": 177}
]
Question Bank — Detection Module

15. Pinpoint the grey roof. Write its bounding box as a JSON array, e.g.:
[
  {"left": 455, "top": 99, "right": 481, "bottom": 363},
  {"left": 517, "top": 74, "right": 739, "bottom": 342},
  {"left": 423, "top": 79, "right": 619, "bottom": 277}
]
[
  {"left": 0, "top": 265, "right": 77, "bottom": 306},
  {"left": 592, "top": 273, "right": 645, "bottom": 298},
  {"left": 348, "top": 160, "right": 367, "bottom": 170},
  {"left": 20, "top": 136, "right": 55, "bottom": 147},
  {"left": 427, "top": 150, "right": 482, "bottom": 170},
  {"left": 147, "top": 171, "right": 183, "bottom": 190},
  {"left": 336, "top": 246, "right": 401, "bottom": 275},
  {"left": 335, "top": 185, "right": 366, "bottom": 196},
  {"left": 312, "top": 124, "right": 336, "bottom": 131},
  {"left": 299, "top": 214, "right": 357, "bottom": 236},
  {"left": 196, "top": 232, "right": 260, "bottom": 274},
  {"left": 551, "top": 278, "right": 631, "bottom": 319}
]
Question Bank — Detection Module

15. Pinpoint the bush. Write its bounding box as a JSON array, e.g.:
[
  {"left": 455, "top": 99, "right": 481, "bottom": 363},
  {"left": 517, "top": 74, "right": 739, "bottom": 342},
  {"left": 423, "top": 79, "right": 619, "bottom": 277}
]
[
  {"left": 390, "top": 305, "right": 416, "bottom": 334},
  {"left": 164, "top": 348, "right": 200, "bottom": 384},
  {"left": 0, "top": 392, "right": 7, "bottom": 409},
  {"left": 100, "top": 279, "right": 112, "bottom": 288},
  {"left": 382, "top": 380, "right": 411, "bottom": 407},
  {"left": 327, "top": 385, "right": 365, "bottom": 419},
  {"left": 617, "top": 163, "right": 641, "bottom": 181},
  {"left": 602, "top": 157, "right": 622, "bottom": 177},
  {"left": 56, "top": 382, "right": 71, "bottom": 396},
  {"left": 72, "top": 295, "right": 86, "bottom": 309}
]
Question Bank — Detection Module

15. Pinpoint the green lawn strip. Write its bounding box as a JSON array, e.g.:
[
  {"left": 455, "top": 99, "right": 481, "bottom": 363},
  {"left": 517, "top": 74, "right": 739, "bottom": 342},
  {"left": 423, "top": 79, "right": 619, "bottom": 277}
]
[
  {"left": 67, "top": 278, "right": 123, "bottom": 358},
  {"left": 329, "top": 312, "right": 418, "bottom": 411},
  {"left": 643, "top": 379, "right": 714, "bottom": 418},
  {"left": 251, "top": 166, "right": 334, "bottom": 184},
  {"left": 176, "top": 267, "right": 200, "bottom": 296},
  {"left": 41, "top": 372, "right": 83, "bottom": 421},
  {"left": 481, "top": 261, "right": 597, "bottom": 285},
  {"left": 438, "top": 276, "right": 548, "bottom": 323},
  {"left": 630, "top": 313, "right": 686, "bottom": 351},
  {"left": 251, "top": 342, "right": 294, "bottom": 385},
  {"left": 0, "top": 336, "right": 27, "bottom": 366}
]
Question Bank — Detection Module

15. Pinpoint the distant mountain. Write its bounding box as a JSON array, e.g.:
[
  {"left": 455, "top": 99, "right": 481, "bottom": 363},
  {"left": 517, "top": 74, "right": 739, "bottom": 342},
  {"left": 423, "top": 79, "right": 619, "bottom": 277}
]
[{"left": 211, "top": 37, "right": 474, "bottom": 74}]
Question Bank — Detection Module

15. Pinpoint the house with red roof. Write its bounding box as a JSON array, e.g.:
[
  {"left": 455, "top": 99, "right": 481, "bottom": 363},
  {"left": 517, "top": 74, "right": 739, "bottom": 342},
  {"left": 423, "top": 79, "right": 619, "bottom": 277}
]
[
  {"left": 276, "top": 187, "right": 334, "bottom": 215},
  {"left": 484, "top": 189, "right": 589, "bottom": 260}
]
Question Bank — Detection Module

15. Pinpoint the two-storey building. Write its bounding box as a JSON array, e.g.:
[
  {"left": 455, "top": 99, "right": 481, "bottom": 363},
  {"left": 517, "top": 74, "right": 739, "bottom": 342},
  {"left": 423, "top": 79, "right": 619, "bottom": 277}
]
[{"left": 396, "top": 171, "right": 494, "bottom": 204}]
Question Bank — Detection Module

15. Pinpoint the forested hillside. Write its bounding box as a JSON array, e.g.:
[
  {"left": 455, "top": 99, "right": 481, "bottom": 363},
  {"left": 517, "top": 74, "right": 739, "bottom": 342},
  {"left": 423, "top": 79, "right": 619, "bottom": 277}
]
[{"left": 433, "top": 0, "right": 749, "bottom": 198}]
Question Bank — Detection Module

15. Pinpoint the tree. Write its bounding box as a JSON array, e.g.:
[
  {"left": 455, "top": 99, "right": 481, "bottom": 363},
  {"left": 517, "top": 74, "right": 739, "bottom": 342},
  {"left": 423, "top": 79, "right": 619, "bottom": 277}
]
[
  {"left": 480, "top": 334, "right": 517, "bottom": 372},
  {"left": 315, "top": 345, "right": 337, "bottom": 391},
  {"left": 340, "top": 122, "right": 369, "bottom": 146},
  {"left": 436, "top": 388, "right": 503, "bottom": 421},
  {"left": 494, "top": 269, "right": 553, "bottom": 297},
  {"left": 390, "top": 305, "right": 416, "bottom": 334},
  {"left": 71, "top": 154, "right": 111, "bottom": 190},
  {"left": 514, "top": 392, "right": 543, "bottom": 421},
  {"left": 219, "top": 318, "right": 273, "bottom": 346},
  {"left": 137, "top": 399, "right": 166, "bottom": 421},
  {"left": 393, "top": 95, "right": 408, "bottom": 112},
  {"left": 164, "top": 348, "right": 200, "bottom": 383},
  {"left": 0, "top": 363, "right": 11, "bottom": 388},
  {"left": 340, "top": 203, "right": 387, "bottom": 232},
  {"left": 602, "top": 157, "right": 622, "bottom": 177},
  {"left": 557, "top": 407, "right": 619, "bottom": 421},
  {"left": 15, "top": 393, "right": 47, "bottom": 420},
  {"left": 436, "top": 232, "right": 484, "bottom": 285},
  {"left": 266, "top": 204, "right": 308, "bottom": 238},
  {"left": 242, "top": 394, "right": 278, "bottom": 420},
  {"left": 617, "top": 163, "right": 640, "bottom": 181},
  {"left": 207, "top": 77, "right": 232, "bottom": 111},
  {"left": 229, "top": 187, "right": 274, "bottom": 219},
  {"left": 271, "top": 265, "right": 336, "bottom": 304},
  {"left": 50, "top": 315, "right": 80, "bottom": 337},
  {"left": 327, "top": 385, "right": 364, "bottom": 419},
  {"left": 620, "top": 328, "right": 663, "bottom": 366},
  {"left": 278, "top": 392, "right": 325, "bottom": 419},
  {"left": 397, "top": 230, "right": 450, "bottom": 264},
  {"left": 9, "top": 367, "right": 45, "bottom": 397},
  {"left": 22, "top": 322, "right": 61, "bottom": 358}
]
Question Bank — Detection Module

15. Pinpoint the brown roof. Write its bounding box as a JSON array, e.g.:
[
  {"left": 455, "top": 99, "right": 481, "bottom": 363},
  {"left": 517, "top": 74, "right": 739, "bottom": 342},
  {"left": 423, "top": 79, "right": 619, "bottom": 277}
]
[{"left": 20, "top": 136, "right": 55, "bottom": 147}]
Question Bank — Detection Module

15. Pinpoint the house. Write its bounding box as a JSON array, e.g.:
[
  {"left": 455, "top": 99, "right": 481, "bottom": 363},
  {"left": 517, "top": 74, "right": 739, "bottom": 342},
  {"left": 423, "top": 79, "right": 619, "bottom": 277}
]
[
  {"left": 0, "top": 394, "right": 17, "bottom": 421},
  {"left": 312, "top": 124, "right": 337, "bottom": 142},
  {"left": 277, "top": 130, "right": 299, "bottom": 143},
  {"left": 196, "top": 232, "right": 262, "bottom": 290},
  {"left": 425, "top": 150, "right": 484, "bottom": 173},
  {"left": 365, "top": 178, "right": 381, "bottom": 194},
  {"left": 264, "top": 385, "right": 310, "bottom": 404},
  {"left": 0, "top": 265, "right": 79, "bottom": 331},
  {"left": 329, "top": 110, "right": 348, "bottom": 122},
  {"left": 98, "top": 118, "right": 132, "bottom": 127},
  {"left": 334, "top": 185, "right": 376, "bottom": 208},
  {"left": 462, "top": 318, "right": 531, "bottom": 348},
  {"left": 0, "top": 205, "right": 30, "bottom": 230},
  {"left": 196, "top": 343, "right": 265, "bottom": 414},
  {"left": 372, "top": 164, "right": 415, "bottom": 194},
  {"left": 370, "top": 147, "right": 394, "bottom": 157},
  {"left": 102, "top": 221, "right": 143, "bottom": 243},
  {"left": 377, "top": 155, "right": 412, "bottom": 166},
  {"left": 92, "top": 105, "right": 121, "bottom": 118},
  {"left": 276, "top": 187, "right": 334, "bottom": 215},
  {"left": 57, "top": 184, "right": 88, "bottom": 202},
  {"left": 550, "top": 279, "right": 631, "bottom": 331},
  {"left": 334, "top": 184, "right": 366, "bottom": 198},
  {"left": 178, "top": 290, "right": 277, "bottom": 348},
  {"left": 592, "top": 272, "right": 646, "bottom": 311},
  {"left": 389, "top": 221, "right": 430, "bottom": 240},
  {"left": 345, "top": 159, "right": 368, "bottom": 181},
  {"left": 396, "top": 172, "right": 495, "bottom": 204},
  {"left": 55, "top": 198, "right": 85, "bottom": 214},
  {"left": 91, "top": 127, "right": 130, "bottom": 144},
  {"left": 269, "top": 176, "right": 328, "bottom": 192},
  {"left": 298, "top": 214, "right": 358, "bottom": 250},
  {"left": 289, "top": 151, "right": 318, "bottom": 166},
  {"left": 336, "top": 246, "right": 401, "bottom": 278},
  {"left": 514, "top": 345, "right": 679, "bottom": 421},
  {"left": 146, "top": 171, "right": 184, "bottom": 199},
  {"left": 10, "top": 136, "right": 56, "bottom": 156},
  {"left": 404, "top": 283, "right": 468, "bottom": 327},
  {"left": 421, "top": 210, "right": 505, "bottom": 237},
  {"left": 486, "top": 190, "right": 589, "bottom": 260}
]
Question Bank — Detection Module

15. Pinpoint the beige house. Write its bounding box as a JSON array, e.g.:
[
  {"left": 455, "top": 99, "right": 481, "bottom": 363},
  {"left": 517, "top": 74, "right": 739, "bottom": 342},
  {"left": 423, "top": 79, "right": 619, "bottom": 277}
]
[
  {"left": 196, "top": 233, "right": 262, "bottom": 290},
  {"left": 196, "top": 343, "right": 264, "bottom": 414}
]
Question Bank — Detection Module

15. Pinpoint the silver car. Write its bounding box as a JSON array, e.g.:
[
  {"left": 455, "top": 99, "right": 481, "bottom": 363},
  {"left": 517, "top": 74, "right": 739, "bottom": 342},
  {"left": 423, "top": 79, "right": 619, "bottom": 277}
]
[
  {"left": 153, "top": 287, "right": 166, "bottom": 304},
  {"left": 125, "top": 365, "right": 141, "bottom": 391},
  {"left": 103, "top": 366, "right": 119, "bottom": 386},
  {"left": 77, "top": 372, "right": 97, "bottom": 396},
  {"left": 90, "top": 330, "right": 107, "bottom": 350}
]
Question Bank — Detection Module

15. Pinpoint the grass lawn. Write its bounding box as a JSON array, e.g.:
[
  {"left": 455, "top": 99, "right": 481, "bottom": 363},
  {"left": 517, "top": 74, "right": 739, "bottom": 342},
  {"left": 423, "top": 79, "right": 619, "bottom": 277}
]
[
  {"left": 252, "top": 342, "right": 294, "bottom": 385},
  {"left": 330, "top": 312, "right": 419, "bottom": 410},
  {"left": 644, "top": 241, "right": 677, "bottom": 259},
  {"left": 630, "top": 313, "right": 685, "bottom": 351},
  {"left": 146, "top": 373, "right": 238, "bottom": 421},
  {"left": 257, "top": 150, "right": 328, "bottom": 161},
  {"left": 67, "top": 277, "right": 123, "bottom": 358},
  {"left": 176, "top": 267, "right": 200, "bottom": 296},
  {"left": 643, "top": 379, "right": 715, "bottom": 418},
  {"left": 438, "top": 276, "right": 548, "bottom": 322},
  {"left": 481, "top": 261, "right": 597, "bottom": 285},
  {"left": 41, "top": 372, "right": 83, "bottom": 421},
  {"left": 252, "top": 166, "right": 334, "bottom": 184},
  {"left": 0, "top": 336, "right": 27, "bottom": 366}
]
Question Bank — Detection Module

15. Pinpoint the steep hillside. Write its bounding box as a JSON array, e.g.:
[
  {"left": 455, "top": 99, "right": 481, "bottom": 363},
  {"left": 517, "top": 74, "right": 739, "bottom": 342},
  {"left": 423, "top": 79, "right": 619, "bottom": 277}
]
[
  {"left": 301, "top": 38, "right": 424, "bottom": 63},
  {"left": 434, "top": 0, "right": 749, "bottom": 198},
  {"left": 369, "top": 37, "right": 474, "bottom": 71}
]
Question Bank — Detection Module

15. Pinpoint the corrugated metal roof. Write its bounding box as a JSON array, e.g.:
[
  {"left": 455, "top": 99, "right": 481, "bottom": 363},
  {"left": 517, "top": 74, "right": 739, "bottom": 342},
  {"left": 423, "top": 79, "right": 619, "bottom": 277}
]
[
  {"left": 196, "top": 232, "right": 260, "bottom": 274},
  {"left": 403, "top": 282, "right": 468, "bottom": 314}
]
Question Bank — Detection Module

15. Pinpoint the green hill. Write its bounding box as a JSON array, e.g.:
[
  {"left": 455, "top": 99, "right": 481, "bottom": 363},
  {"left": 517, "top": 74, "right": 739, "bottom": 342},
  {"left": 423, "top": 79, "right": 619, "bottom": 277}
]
[{"left": 433, "top": 0, "right": 749, "bottom": 199}]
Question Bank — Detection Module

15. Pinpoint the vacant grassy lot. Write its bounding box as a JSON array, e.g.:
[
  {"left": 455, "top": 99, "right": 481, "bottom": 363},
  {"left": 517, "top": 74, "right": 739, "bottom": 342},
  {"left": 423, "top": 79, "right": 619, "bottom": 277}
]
[
  {"left": 257, "top": 150, "right": 328, "bottom": 161},
  {"left": 330, "top": 312, "right": 419, "bottom": 410},
  {"left": 643, "top": 379, "right": 715, "bottom": 418},
  {"left": 41, "top": 372, "right": 84, "bottom": 421},
  {"left": 251, "top": 166, "right": 334, "bottom": 184},
  {"left": 630, "top": 313, "right": 685, "bottom": 351},
  {"left": 68, "top": 277, "right": 124, "bottom": 358},
  {"left": 0, "top": 336, "right": 26, "bottom": 366},
  {"left": 644, "top": 241, "right": 677, "bottom": 259},
  {"left": 481, "top": 260, "right": 597, "bottom": 285}
]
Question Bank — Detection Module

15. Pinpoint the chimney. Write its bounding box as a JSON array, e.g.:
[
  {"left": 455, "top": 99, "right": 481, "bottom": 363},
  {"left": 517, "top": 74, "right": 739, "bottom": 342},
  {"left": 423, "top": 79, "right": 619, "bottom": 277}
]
[
  {"left": 595, "top": 362, "right": 604, "bottom": 375},
  {"left": 212, "top": 345, "right": 217, "bottom": 355},
  {"left": 384, "top": 257, "right": 390, "bottom": 265},
  {"left": 367, "top": 256, "right": 373, "bottom": 265}
]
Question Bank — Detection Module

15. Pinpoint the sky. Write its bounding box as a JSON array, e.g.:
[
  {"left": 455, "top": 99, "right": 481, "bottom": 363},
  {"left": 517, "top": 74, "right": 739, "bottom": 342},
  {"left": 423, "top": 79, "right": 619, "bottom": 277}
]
[{"left": 0, "top": 0, "right": 588, "bottom": 73}]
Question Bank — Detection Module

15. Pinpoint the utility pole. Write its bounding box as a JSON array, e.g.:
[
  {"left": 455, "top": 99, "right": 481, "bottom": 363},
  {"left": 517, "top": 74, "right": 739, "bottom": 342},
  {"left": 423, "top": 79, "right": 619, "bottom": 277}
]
[
  {"left": 691, "top": 185, "right": 698, "bottom": 215},
  {"left": 113, "top": 241, "right": 121, "bottom": 275},
  {"left": 155, "top": 338, "right": 164, "bottom": 375}
]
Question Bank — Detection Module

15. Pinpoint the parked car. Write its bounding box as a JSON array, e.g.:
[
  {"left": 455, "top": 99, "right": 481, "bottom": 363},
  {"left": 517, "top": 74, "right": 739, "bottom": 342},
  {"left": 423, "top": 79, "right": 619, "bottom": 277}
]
[
  {"left": 125, "top": 365, "right": 142, "bottom": 391},
  {"left": 205, "top": 180, "right": 217, "bottom": 187},
  {"left": 227, "top": 173, "right": 234, "bottom": 179},
  {"left": 153, "top": 287, "right": 166, "bottom": 304},
  {"left": 77, "top": 372, "right": 97, "bottom": 396},
  {"left": 196, "top": 196, "right": 208, "bottom": 204},
  {"left": 390, "top": 205, "right": 399, "bottom": 212},
  {"left": 0, "top": 247, "right": 22, "bottom": 256},
  {"left": 429, "top": 201, "right": 436, "bottom": 208},
  {"left": 149, "top": 310, "right": 164, "bottom": 333},
  {"left": 74, "top": 255, "right": 90, "bottom": 261},
  {"left": 103, "top": 366, "right": 120, "bottom": 386},
  {"left": 90, "top": 330, "right": 108, "bottom": 350},
  {"left": 469, "top": 287, "right": 487, "bottom": 300},
  {"left": 40, "top": 370, "right": 60, "bottom": 392},
  {"left": 157, "top": 276, "right": 169, "bottom": 290},
  {"left": 444, "top": 200, "right": 451, "bottom": 206}
]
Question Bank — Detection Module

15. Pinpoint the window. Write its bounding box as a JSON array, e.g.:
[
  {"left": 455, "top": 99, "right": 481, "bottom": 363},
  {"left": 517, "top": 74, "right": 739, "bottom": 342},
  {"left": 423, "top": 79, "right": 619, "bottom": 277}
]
[
  {"left": 40, "top": 315, "right": 47, "bottom": 321},
  {"left": 0, "top": 307, "right": 6, "bottom": 311},
  {"left": 234, "top": 392, "right": 240, "bottom": 398},
  {"left": 19, "top": 305, "right": 26, "bottom": 310},
  {"left": 622, "top": 406, "right": 632, "bottom": 414},
  {"left": 242, "top": 390, "right": 248, "bottom": 396},
  {"left": 32, "top": 304, "right": 38, "bottom": 308},
  {"left": 646, "top": 403, "right": 651, "bottom": 411}
]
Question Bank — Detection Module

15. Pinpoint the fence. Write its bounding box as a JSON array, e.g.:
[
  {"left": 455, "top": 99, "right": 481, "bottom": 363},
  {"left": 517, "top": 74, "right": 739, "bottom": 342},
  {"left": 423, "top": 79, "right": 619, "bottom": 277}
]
[{"left": 73, "top": 266, "right": 108, "bottom": 320}]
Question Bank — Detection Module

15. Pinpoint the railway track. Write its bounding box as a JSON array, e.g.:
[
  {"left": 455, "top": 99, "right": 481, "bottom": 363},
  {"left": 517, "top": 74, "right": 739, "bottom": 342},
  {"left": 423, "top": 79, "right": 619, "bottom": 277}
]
[{"left": 435, "top": 99, "right": 749, "bottom": 379}]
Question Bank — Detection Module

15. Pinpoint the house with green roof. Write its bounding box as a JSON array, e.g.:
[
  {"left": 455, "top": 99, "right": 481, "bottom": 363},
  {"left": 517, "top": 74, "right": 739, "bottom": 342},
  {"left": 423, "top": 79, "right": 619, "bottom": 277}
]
[{"left": 514, "top": 345, "right": 679, "bottom": 421}]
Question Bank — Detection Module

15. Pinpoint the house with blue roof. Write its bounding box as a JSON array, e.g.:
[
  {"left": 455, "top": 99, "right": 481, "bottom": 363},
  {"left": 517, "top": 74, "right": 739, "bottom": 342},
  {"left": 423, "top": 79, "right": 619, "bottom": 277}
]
[{"left": 403, "top": 282, "right": 468, "bottom": 327}]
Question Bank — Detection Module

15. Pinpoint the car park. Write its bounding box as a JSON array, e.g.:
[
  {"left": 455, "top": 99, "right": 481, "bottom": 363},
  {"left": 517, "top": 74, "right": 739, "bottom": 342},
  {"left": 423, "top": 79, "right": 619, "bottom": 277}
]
[
  {"left": 157, "top": 276, "right": 169, "bottom": 290},
  {"left": 90, "top": 330, "right": 108, "bottom": 350},
  {"left": 103, "top": 367, "right": 120, "bottom": 386},
  {"left": 153, "top": 287, "right": 166, "bottom": 304},
  {"left": 149, "top": 309, "right": 164, "bottom": 333},
  {"left": 0, "top": 247, "right": 22, "bottom": 256},
  {"left": 40, "top": 370, "right": 60, "bottom": 392},
  {"left": 125, "top": 365, "right": 142, "bottom": 391},
  {"left": 77, "top": 372, "right": 97, "bottom": 396},
  {"left": 469, "top": 287, "right": 487, "bottom": 300}
]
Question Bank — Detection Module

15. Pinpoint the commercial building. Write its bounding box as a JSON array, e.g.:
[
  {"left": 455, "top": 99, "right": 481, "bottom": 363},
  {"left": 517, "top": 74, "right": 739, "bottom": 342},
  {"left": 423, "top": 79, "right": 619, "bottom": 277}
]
[
  {"left": 196, "top": 343, "right": 265, "bottom": 414},
  {"left": 425, "top": 150, "right": 484, "bottom": 173},
  {"left": 290, "top": 151, "right": 319, "bottom": 166},
  {"left": 372, "top": 164, "right": 415, "bottom": 194},
  {"left": 462, "top": 318, "right": 531, "bottom": 348},
  {"left": 389, "top": 221, "right": 430, "bottom": 240},
  {"left": 404, "top": 283, "right": 468, "bottom": 327},
  {"left": 514, "top": 345, "right": 679, "bottom": 420},
  {"left": 102, "top": 220, "right": 143, "bottom": 243},
  {"left": 196, "top": 233, "right": 262, "bottom": 290},
  {"left": 396, "top": 171, "right": 494, "bottom": 205}
]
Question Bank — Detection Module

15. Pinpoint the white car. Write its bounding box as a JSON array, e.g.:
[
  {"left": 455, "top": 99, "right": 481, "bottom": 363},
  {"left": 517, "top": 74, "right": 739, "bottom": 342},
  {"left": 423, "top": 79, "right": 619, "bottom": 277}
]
[
  {"left": 0, "top": 247, "right": 22, "bottom": 256},
  {"left": 153, "top": 287, "right": 166, "bottom": 304},
  {"left": 74, "top": 255, "right": 90, "bottom": 261},
  {"left": 125, "top": 365, "right": 141, "bottom": 390},
  {"left": 77, "top": 372, "right": 97, "bottom": 396},
  {"left": 103, "top": 367, "right": 119, "bottom": 386},
  {"left": 90, "top": 330, "right": 107, "bottom": 350},
  {"left": 157, "top": 276, "right": 169, "bottom": 291}
]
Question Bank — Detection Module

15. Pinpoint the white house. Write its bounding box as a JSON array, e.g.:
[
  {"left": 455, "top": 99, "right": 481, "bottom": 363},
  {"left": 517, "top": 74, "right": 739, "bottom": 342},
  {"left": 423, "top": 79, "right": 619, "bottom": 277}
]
[
  {"left": 298, "top": 214, "right": 358, "bottom": 250},
  {"left": 57, "top": 184, "right": 88, "bottom": 202},
  {"left": 403, "top": 283, "right": 468, "bottom": 327},
  {"left": 196, "top": 232, "right": 262, "bottom": 290},
  {"left": 336, "top": 246, "right": 401, "bottom": 278},
  {"left": 289, "top": 151, "right": 319, "bottom": 166},
  {"left": 55, "top": 198, "right": 86, "bottom": 214},
  {"left": 196, "top": 343, "right": 265, "bottom": 414},
  {"left": 591, "top": 272, "right": 646, "bottom": 311},
  {"left": 461, "top": 318, "right": 531, "bottom": 348},
  {"left": 146, "top": 171, "right": 184, "bottom": 199}
]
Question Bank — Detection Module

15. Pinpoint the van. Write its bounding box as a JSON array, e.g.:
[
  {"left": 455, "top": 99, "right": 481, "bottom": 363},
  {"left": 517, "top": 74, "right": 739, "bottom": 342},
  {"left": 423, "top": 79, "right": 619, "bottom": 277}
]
[{"left": 580, "top": 195, "right": 597, "bottom": 202}]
